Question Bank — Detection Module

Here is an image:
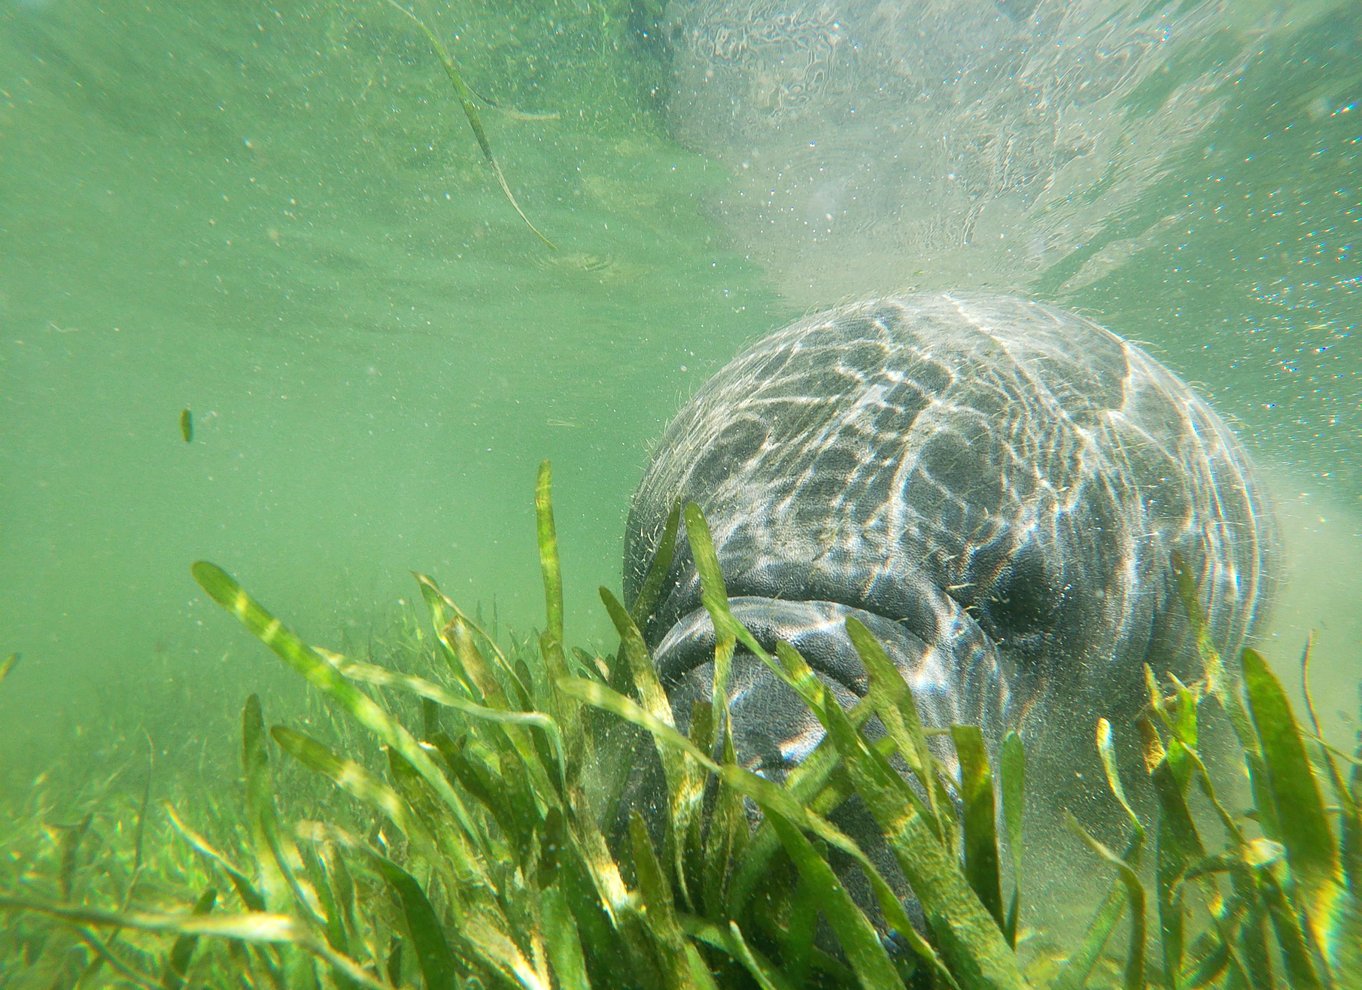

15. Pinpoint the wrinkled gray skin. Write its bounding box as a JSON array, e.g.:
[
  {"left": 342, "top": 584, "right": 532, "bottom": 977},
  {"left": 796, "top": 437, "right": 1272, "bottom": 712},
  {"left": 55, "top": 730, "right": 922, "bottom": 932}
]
[{"left": 624, "top": 293, "right": 1276, "bottom": 791}]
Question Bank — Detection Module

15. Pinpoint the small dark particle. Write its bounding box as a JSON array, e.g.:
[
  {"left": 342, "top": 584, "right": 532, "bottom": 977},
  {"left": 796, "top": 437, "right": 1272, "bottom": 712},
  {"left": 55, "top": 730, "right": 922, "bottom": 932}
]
[{"left": 179, "top": 408, "right": 193, "bottom": 443}]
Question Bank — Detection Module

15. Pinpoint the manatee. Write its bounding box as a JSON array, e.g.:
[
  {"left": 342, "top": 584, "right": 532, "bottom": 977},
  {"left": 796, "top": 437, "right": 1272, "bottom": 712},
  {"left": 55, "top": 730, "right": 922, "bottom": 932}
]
[{"left": 623, "top": 292, "right": 1276, "bottom": 789}]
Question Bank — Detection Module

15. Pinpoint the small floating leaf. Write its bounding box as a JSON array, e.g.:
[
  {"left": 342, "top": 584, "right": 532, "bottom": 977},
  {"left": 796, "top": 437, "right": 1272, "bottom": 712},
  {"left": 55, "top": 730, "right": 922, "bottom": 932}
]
[{"left": 179, "top": 408, "right": 193, "bottom": 443}]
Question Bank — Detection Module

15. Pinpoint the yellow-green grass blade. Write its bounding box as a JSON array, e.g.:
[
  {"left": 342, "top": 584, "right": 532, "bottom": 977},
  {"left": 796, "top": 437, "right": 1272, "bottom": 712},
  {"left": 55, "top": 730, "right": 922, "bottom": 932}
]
[
  {"left": 666, "top": 704, "right": 949, "bottom": 979},
  {"left": 336, "top": 655, "right": 564, "bottom": 800},
  {"left": 1000, "top": 731, "right": 1024, "bottom": 947},
  {"left": 71, "top": 923, "right": 161, "bottom": 989},
  {"left": 460, "top": 909, "right": 556, "bottom": 990},
  {"left": 1259, "top": 869, "right": 1328, "bottom": 990},
  {"left": 557, "top": 675, "right": 929, "bottom": 954},
  {"left": 539, "top": 883, "right": 590, "bottom": 990},
  {"left": 1241, "top": 648, "right": 1344, "bottom": 959},
  {"left": 1049, "top": 828, "right": 1145, "bottom": 990},
  {"left": 1065, "top": 815, "right": 1145, "bottom": 990},
  {"left": 384, "top": 745, "right": 514, "bottom": 903},
  {"left": 599, "top": 585, "right": 701, "bottom": 901},
  {"left": 536, "top": 462, "right": 582, "bottom": 764},
  {"left": 679, "top": 917, "right": 796, "bottom": 990},
  {"left": 564, "top": 792, "right": 672, "bottom": 986},
  {"left": 416, "top": 573, "right": 526, "bottom": 709},
  {"left": 241, "top": 696, "right": 293, "bottom": 914},
  {"left": 683, "top": 503, "right": 778, "bottom": 673},
  {"left": 628, "top": 812, "right": 696, "bottom": 990},
  {"left": 295, "top": 841, "right": 354, "bottom": 974},
  {"left": 1150, "top": 746, "right": 1209, "bottom": 990},
  {"left": 164, "top": 803, "right": 266, "bottom": 912},
  {"left": 1171, "top": 551, "right": 1224, "bottom": 697},
  {"left": 629, "top": 501, "right": 682, "bottom": 629},
  {"left": 599, "top": 586, "right": 679, "bottom": 735},
  {"left": 294, "top": 822, "right": 384, "bottom": 975},
  {"left": 159, "top": 886, "right": 217, "bottom": 990},
  {"left": 727, "top": 714, "right": 869, "bottom": 915},
  {"left": 0, "top": 897, "right": 392, "bottom": 990},
  {"left": 951, "top": 725, "right": 1004, "bottom": 932},
  {"left": 778, "top": 872, "right": 821, "bottom": 985},
  {"left": 428, "top": 731, "right": 540, "bottom": 869},
  {"left": 847, "top": 616, "right": 945, "bottom": 832},
  {"left": 380, "top": 0, "right": 555, "bottom": 249},
  {"left": 709, "top": 633, "right": 736, "bottom": 759},
  {"left": 764, "top": 813, "right": 904, "bottom": 990},
  {"left": 687, "top": 913, "right": 852, "bottom": 987},
  {"left": 702, "top": 718, "right": 746, "bottom": 918},
  {"left": 269, "top": 726, "right": 441, "bottom": 869},
  {"left": 191, "top": 561, "right": 488, "bottom": 860},
  {"left": 536, "top": 461, "right": 566, "bottom": 662},
  {"left": 0, "top": 652, "right": 16, "bottom": 685},
  {"left": 320, "top": 839, "right": 364, "bottom": 967},
  {"left": 1177, "top": 883, "right": 1266, "bottom": 990},
  {"left": 1300, "top": 636, "right": 1362, "bottom": 908},
  {"left": 684, "top": 942, "right": 722, "bottom": 990},
  {"left": 1096, "top": 719, "right": 1140, "bottom": 833},
  {"left": 772, "top": 640, "right": 832, "bottom": 715},
  {"left": 364, "top": 852, "right": 460, "bottom": 990},
  {"left": 54, "top": 812, "right": 93, "bottom": 902},
  {"left": 559, "top": 677, "right": 710, "bottom": 770},
  {"left": 816, "top": 679, "right": 1023, "bottom": 990}
]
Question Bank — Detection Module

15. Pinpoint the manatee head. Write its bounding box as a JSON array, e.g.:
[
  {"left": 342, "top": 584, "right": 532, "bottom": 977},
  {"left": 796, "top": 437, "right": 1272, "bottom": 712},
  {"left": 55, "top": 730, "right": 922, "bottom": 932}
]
[{"left": 624, "top": 292, "right": 1276, "bottom": 783}]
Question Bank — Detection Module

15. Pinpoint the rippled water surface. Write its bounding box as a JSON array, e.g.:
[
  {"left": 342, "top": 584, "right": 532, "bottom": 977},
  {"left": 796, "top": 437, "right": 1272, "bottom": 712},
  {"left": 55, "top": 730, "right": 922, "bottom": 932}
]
[{"left": 1, "top": 0, "right": 1358, "bottom": 845}]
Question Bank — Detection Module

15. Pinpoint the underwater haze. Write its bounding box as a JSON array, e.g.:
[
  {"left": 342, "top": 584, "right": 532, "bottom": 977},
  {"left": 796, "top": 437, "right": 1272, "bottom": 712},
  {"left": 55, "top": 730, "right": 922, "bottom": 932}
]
[{"left": 1, "top": 0, "right": 1359, "bottom": 858}]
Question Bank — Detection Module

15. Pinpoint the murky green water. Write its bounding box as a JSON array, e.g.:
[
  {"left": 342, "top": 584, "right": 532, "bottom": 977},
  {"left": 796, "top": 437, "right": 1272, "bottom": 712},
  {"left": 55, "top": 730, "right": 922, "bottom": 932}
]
[{"left": 1, "top": 0, "right": 1358, "bottom": 821}]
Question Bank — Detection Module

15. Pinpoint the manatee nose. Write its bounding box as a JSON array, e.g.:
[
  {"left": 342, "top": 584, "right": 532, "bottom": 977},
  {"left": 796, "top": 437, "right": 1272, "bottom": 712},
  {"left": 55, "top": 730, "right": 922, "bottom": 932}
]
[
  {"left": 652, "top": 596, "right": 953, "bottom": 779},
  {"left": 664, "top": 650, "right": 859, "bottom": 779}
]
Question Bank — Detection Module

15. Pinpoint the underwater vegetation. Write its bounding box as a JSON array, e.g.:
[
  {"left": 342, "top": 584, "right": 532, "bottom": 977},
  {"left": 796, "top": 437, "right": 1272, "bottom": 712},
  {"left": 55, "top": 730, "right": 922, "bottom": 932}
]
[
  {"left": 377, "top": 0, "right": 555, "bottom": 249},
  {"left": 1, "top": 463, "right": 1359, "bottom": 989}
]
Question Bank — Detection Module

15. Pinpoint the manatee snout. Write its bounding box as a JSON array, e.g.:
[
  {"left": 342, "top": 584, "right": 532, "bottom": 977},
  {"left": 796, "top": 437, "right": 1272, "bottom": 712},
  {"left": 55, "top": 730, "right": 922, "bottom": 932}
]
[{"left": 654, "top": 598, "right": 930, "bottom": 775}]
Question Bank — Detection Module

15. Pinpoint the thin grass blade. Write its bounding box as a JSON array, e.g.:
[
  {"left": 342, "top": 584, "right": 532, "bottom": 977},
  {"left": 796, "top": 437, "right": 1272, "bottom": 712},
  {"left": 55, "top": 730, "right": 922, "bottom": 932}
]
[
  {"left": 1065, "top": 814, "right": 1145, "bottom": 990},
  {"left": 191, "top": 562, "right": 487, "bottom": 860},
  {"left": 163, "top": 803, "right": 266, "bottom": 912},
  {"left": 539, "top": 884, "right": 590, "bottom": 990},
  {"left": 1241, "top": 648, "right": 1343, "bottom": 958},
  {"left": 847, "top": 616, "right": 944, "bottom": 832},
  {"left": 380, "top": 0, "right": 555, "bottom": 248},
  {"left": 269, "top": 726, "right": 441, "bottom": 867},
  {"left": 816, "top": 679, "right": 1023, "bottom": 989},
  {"left": 1000, "top": 731, "right": 1024, "bottom": 946},
  {"left": 765, "top": 814, "right": 904, "bottom": 990},
  {"left": 365, "top": 853, "right": 460, "bottom": 990},
  {"left": 952, "top": 724, "right": 1004, "bottom": 931},
  {"left": 0, "top": 897, "right": 392, "bottom": 990},
  {"left": 629, "top": 501, "right": 681, "bottom": 628},
  {"left": 628, "top": 812, "right": 694, "bottom": 989},
  {"left": 160, "top": 886, "right": 217, "bottom": 990}
]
